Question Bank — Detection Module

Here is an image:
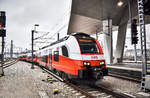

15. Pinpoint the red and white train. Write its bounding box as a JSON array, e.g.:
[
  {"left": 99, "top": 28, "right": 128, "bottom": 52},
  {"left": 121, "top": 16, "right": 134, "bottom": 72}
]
[{"left": 20, "top": 33, "right": 108, "bottom": 80}]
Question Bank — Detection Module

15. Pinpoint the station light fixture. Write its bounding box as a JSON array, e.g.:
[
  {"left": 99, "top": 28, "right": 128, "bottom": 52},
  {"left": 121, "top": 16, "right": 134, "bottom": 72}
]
[{"left": 117, "top": 1, "right": 124, "bottom": 7}]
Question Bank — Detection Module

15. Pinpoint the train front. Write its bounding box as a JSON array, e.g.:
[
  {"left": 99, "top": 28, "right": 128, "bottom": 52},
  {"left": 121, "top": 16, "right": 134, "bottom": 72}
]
[{"left": 74, "top": 33, "right": 108, "bottom": 80}]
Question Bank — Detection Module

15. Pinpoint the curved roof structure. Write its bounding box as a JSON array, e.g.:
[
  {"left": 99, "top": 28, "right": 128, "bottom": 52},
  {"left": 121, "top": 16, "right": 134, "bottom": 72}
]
[{"left": 68, "top": 0, "right": 150, "bottom": 35}]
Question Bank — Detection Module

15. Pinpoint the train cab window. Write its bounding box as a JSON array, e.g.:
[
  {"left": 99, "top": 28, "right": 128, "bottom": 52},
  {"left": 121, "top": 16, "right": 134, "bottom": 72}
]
[
  {"left": 54, "top": 51, "right": 59, "bottom": 61},
  {"left": 78, "top": 38, "right": 100, "bottom": 54},
  {"left": 61, "top": 46, "right": 69, "bottom": 57}
]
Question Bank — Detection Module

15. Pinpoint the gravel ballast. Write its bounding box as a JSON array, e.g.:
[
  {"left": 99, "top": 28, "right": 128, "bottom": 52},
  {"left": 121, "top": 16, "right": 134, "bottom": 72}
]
[
  {"left": 97, "top": 76, "right": 141, "bottom": 96},
  {"left": 0, "top": 61, "right": 142, "bottom": 98},
  {"left": 0, "top": 61, "right": 78, "bottom": 98}
]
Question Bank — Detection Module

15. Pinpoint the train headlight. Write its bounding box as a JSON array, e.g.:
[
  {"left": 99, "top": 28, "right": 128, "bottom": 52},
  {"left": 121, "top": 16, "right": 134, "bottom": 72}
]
[
  {"left": 83, "top": 61, "right": 90, "bottom": 66},
  {"left": 83, "top": 62, "right": 87, "bottom": 65},
  {"left": 100, "top": 61, "right": 104, "bottom": 65},
  {"left": 87, "top": 62, "right": 90, "bottom": 66}
]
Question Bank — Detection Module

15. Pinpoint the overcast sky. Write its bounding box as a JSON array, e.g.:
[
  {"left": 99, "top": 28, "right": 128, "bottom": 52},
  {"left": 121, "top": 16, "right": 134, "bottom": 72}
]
[
  {"left": 0, "top": 0, "right": 150, "bottom": 53},
  {"left": 0, "top": 0, "right": 71, "bottom": 51}
]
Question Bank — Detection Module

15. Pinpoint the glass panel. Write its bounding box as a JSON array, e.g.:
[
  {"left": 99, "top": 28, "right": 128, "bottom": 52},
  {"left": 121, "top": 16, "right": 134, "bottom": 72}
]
[
  {"left": 62, "top": 46, "right": 69, "bottom": 57},
  {"left": 78, "top": 39, "right": 99, "bottom": 54}
]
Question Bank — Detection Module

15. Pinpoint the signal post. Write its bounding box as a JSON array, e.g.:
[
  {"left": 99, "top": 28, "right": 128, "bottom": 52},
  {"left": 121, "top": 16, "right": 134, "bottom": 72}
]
[
  {"left": 31, "top": 24, "right": 39, "bottom": 69},
  {"left": 0, "top": 11, "right": 6, "bottom": 76},
  {"left": 131, "top": 19, "right": 138, "bottom": 62},
  {"left": 137, "top": 0, "right": 150, "bottom": 91}
]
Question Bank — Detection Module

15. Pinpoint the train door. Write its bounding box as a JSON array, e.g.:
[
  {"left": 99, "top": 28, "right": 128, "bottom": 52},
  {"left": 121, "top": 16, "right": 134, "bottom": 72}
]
[
  {"left": 61, "top": 45, "right": 69, "bottom": 69},
  {"left": 49, "top": 49, "right": 52, "bottom": 70},
  {"left": 54, "top": 51, "right": 59, "bottom": 62}
]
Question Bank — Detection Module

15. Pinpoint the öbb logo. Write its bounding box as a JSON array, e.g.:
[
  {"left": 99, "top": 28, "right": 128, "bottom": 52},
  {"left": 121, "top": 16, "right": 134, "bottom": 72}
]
[{"left": 91, "top": 56, "right": 98, "bottom": 59}]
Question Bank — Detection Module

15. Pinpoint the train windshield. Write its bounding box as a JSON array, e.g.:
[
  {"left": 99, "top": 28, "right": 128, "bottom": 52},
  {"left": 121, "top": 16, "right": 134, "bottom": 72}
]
[{"left": 78, "top": 39, "right": 100, "bottom": 54}]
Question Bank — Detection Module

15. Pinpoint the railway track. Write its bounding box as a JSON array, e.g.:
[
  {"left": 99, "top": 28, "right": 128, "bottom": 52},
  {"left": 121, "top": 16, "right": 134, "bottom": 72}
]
[
  {"left": 0, "top": 58, "right": 11, "bottom": 63},
  {"left": 39, "top": 65, "right": 136, "bottom": 98},
  {"left": 76, "top": 83, "right": 135, "bottom": 98},
  {"left": 108, "top": 72, "right": 141, "bottom": 83},
  {"left": 0, "top": 59, "right": 18, "bottom": 69}
]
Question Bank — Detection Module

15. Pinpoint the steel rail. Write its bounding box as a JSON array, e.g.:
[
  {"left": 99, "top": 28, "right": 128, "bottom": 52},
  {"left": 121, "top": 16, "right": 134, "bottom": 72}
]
[
  {"left": 0, "top": 59, "right": 19, "bottom": 69},
  {"left": 108, "top": 73, "right": 141, "bottom": 83},
  {"left": 39, "top": 65, "right": 136, "bottom": 98},
  {"left": 108, "top": 72, "right": 141, "bottom": 83},
  {"left": 39, "top": 65, "right": 96, "bottom": 98},
  {"left": 3, "top": 59, "right": 18, "bottom": 69},
  {"left": 90, "top": 85, "right": 135, "bottom": 98}
]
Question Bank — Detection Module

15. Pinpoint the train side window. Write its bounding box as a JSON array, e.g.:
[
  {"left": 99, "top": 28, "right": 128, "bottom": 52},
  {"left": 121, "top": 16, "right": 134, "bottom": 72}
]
[
  {"left": 54, "top": 51, "right": 59, "bottom": 61},
  {"left": 45, "top": 55, "right": 48, "bottom": 63},
  {"left": 42, "top": 55, "right": 48, "bottom": 63},
  {"left": 61, "top": 46, "right": 69, "bottom": 57}
]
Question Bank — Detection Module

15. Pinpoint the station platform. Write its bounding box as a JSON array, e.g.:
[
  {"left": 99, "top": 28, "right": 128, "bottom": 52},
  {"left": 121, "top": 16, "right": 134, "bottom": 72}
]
[{"left": 107, "top": 62, "right": 150, "bottom": 79}]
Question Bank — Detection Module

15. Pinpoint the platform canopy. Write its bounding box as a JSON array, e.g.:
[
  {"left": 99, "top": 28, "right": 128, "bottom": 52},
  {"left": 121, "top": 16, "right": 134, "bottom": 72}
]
[{"left": 68, "top": 0, "right": 150, "bottom": 35}]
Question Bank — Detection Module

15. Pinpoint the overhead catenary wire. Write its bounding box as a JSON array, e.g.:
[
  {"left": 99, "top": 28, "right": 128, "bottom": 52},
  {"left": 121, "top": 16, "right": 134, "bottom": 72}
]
[
  {"left": 34, "top": 32, "right": 50, "bottom": 40},
  {"left": 37, "top": 24, "right": 68, "bottom": 48},
  {"left": 34, "top": 6, "right": 71, "bottom": 50}
]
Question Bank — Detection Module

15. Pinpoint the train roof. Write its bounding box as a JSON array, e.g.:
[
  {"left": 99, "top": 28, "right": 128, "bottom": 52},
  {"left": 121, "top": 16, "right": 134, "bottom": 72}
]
[
  {"left": 40, "top": 32, "right": 91, "bottom": 50},
  {"left": 72, "top": 32, "right": 90, "bottom": 37},
  {"left": 40, "top": 36, "right": 69, "bottom": 50}
]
